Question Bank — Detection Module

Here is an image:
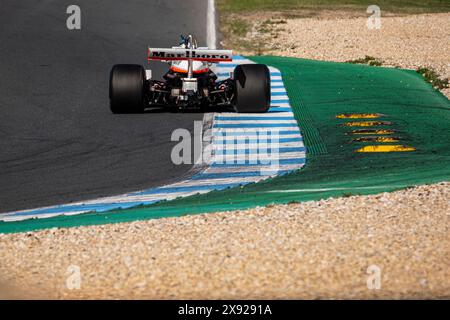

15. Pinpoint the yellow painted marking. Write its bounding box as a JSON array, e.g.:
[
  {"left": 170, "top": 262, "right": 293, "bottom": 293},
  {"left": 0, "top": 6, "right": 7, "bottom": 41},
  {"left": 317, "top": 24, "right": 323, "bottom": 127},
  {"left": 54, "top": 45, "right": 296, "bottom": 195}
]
[
  {"left": 336, "top": 113, "right": 382, "bottom": 119},
  {"left": 349, "top": 129, "right": 395, "bottom": 135},
  {"left": 355, "top": 145, "right": 415, "bottom": 152},
  {"left": 342, "top": 121, "right": 391, "bottom": 127},
  {"left": 352, "top": 136, "right": 400, "bottom": 143}
]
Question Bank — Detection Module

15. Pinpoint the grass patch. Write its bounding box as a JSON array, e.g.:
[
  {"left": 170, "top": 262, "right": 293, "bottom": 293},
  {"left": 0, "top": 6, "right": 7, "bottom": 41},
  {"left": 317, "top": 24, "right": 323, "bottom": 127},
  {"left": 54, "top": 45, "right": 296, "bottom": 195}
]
[
  {"left": 220, "top": 15, "right": 284, "bottom": 55},
  {"left": 346, "top": 61, "right": 449, "bottom": 90},
  {"left": 218, "top": 0, "right": 450, "bottom": 55},
  {"left": 257, "top": 18, "right": 286, "bottom": 34},
  {"left": 416, "top": 67, "right": 449, "bottom": 90},
  {"left": 217, "top": 0, "right": 450, "bottom": 14},
  {"left": 228, "top": 18, "right": 251, "bottom": 37},
  {"left": 347, "top": 56, "right": 383, "bottom": 66}
]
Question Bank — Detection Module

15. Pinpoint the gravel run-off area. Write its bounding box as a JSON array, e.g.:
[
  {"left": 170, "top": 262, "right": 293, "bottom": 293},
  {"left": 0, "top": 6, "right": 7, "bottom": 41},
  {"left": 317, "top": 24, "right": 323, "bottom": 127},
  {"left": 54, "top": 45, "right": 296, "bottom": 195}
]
[
  {"left": 0, "top": 183, "right": 449, "bottom": 299},
  {"left": 222, "top": 12, "right": 450, "bottom": 97}
]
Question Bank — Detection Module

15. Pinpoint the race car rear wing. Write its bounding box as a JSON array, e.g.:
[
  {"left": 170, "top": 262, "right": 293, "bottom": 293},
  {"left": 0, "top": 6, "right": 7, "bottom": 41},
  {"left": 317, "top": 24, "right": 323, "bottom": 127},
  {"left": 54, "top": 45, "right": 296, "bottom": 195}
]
[{"left": 148, "top": 48, "right": 233, "bottom": 62}]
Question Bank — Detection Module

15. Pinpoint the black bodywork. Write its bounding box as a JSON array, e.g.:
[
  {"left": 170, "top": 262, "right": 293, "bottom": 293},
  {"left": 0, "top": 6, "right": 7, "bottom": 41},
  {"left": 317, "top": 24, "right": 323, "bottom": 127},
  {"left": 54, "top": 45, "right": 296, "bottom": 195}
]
[{"left": 147, "top": 69, "right": 235, "bottom": 110}]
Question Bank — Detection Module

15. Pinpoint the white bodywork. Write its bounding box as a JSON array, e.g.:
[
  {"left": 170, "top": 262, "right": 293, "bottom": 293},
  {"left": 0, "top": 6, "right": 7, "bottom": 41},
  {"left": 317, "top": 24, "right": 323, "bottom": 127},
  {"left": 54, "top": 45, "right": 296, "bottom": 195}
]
[
  {"left": 145, "top": 69, "right": 152, "bottom": 80},
  {"left": 147, "top": 36, "right": 232, "bottom": 95},
  {"left": 170, "top": 60, "right": 208, "bottom": 73}
]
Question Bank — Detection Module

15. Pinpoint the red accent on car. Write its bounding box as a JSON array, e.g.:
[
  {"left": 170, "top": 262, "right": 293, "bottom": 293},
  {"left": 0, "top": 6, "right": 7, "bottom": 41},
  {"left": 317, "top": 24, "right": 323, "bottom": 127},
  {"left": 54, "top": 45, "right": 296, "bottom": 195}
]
[{"left": 170, "top": 66, "right": 209, "bottom": 74}]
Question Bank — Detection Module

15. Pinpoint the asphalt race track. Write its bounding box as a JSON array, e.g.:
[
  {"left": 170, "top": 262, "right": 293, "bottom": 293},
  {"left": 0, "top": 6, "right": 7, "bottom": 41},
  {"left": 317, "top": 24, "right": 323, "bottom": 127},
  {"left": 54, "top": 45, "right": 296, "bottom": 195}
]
[{"left": 0, "top": 0, "right": 207, "bottom": 212}]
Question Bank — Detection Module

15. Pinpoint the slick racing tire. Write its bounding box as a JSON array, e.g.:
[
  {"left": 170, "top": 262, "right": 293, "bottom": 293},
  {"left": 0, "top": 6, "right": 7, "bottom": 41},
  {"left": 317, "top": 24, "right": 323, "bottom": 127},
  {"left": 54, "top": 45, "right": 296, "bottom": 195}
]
[
  {"left": 233, "top": 64, "right": 271, "bottom": 113},
  {"left": 109, "top": 64, "right": 146, "bottom": 113}
]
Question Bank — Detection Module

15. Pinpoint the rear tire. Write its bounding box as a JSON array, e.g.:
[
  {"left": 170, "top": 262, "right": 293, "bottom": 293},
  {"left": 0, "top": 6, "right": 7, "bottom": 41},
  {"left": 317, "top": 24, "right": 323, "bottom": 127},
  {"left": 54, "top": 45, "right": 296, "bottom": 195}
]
[
  {"left": 109, "top": 64, "right": 146, "bottom": 113},
  {"left": 233, "top": 64, "right": 270, "bottom": 113}
]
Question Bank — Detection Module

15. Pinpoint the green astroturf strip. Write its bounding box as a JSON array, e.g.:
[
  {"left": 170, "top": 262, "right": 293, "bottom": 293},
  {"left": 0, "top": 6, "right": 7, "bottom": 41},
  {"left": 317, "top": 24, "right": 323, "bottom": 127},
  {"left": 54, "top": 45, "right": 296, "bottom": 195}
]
[
  {"left": 1, "top": 56, "right": 449, "bottom": 233},
  {"left": 217, "top": 0, "right": 450, "bottom": 14}
]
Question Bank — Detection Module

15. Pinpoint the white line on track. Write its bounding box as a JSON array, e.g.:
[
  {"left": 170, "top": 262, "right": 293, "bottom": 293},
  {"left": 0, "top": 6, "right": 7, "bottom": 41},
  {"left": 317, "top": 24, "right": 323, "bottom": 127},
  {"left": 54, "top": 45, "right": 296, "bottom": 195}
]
[
  {"left": 205, "top": 164, "right": 302, "bottom": 174},
  {"left": 207, "top": 0, "right": 216, "bottom": 49},
  {"left": 214, "top": 134, "right": 302, "bottom": 141},
  {"left": 215, "top": 112, "right": 294, "bottom": 118},
  {"left": 215, "top": 119, "right": 298, "bottom": 125},
  {"left": 214, "top": 126, "right": 301, "bottom": 131},
  {"left": 214, "top": 141, "right": 304, "bottom": 150},
  {"left": 161, "top": 176, "right": 265, "bottom": 187},
  {"left": 212, "top": 151, "right": 306, "bottom": 162}
]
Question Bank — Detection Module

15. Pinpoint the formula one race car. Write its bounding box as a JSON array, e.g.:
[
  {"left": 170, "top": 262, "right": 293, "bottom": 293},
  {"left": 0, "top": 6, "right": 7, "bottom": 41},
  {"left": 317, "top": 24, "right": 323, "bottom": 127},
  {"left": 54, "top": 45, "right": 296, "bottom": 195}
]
[{"left": 109, "top": 35, "right": 270, "bottom": 113}]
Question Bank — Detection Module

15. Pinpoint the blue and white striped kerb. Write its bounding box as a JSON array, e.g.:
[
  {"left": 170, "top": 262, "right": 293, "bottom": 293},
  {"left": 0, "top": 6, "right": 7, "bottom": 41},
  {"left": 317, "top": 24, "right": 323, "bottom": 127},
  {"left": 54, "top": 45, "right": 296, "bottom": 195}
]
[{"left": 0, "top": 56, "right": 306, "bottom": 222}]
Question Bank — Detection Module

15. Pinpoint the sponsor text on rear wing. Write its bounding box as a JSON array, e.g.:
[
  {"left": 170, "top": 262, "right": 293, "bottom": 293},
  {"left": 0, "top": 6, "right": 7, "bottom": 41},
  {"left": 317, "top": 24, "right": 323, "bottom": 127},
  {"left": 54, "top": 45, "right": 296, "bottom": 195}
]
[{"left": 148, "top": 48, "right": 233, "bottom": 62}]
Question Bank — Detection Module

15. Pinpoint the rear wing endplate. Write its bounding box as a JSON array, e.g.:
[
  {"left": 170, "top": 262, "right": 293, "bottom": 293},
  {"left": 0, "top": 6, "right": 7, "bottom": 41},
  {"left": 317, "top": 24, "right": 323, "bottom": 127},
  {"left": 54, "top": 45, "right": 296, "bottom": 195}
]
[{"left": 148, "top": 48, "right": 233, "bottom": 62}]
